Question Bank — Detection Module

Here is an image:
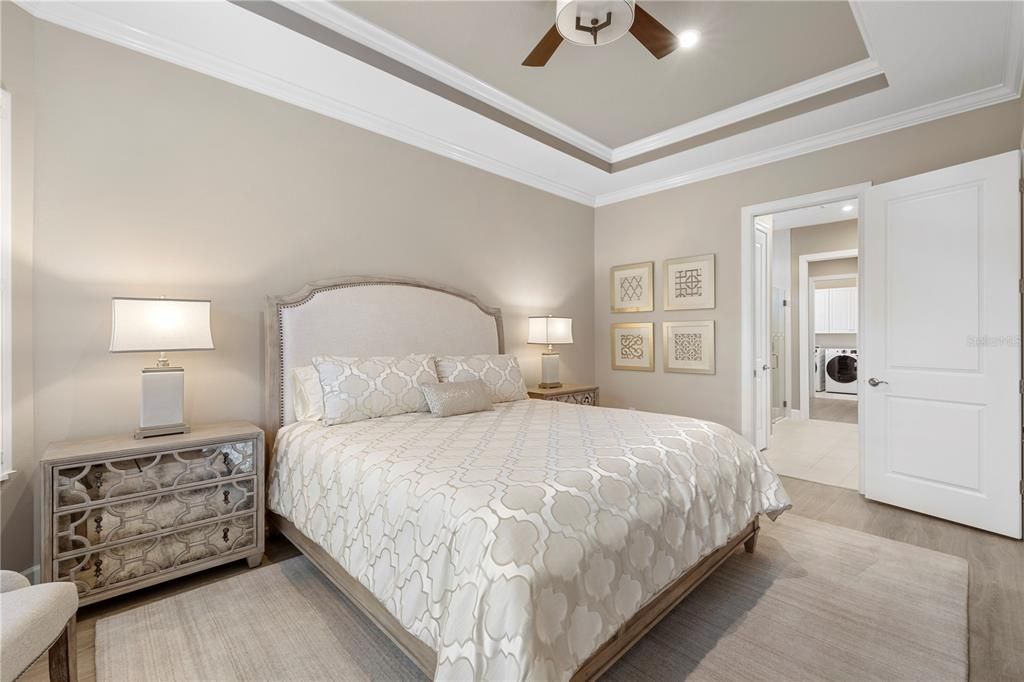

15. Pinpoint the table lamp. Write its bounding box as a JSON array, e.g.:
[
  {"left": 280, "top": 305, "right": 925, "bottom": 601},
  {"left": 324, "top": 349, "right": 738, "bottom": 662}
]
[
  {"left": 528, "top": 316, "right": 573, "bottom": 388},
  {"left": 109, "top": 297, "right": 214, "bottom": 439}
]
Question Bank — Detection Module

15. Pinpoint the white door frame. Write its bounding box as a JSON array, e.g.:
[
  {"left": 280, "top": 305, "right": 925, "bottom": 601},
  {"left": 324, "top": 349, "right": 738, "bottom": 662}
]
[
  {"left": 740, "top": 182, "right": 871, "bottom": 448},
  {"left": 799, "top": 254, "right": 858, "bottom": 421}
]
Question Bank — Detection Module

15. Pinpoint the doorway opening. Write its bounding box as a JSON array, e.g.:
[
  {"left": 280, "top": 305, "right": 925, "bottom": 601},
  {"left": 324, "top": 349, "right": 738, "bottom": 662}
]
[{"left": 740, "top": 184, "right": 868, "bottom": 492}]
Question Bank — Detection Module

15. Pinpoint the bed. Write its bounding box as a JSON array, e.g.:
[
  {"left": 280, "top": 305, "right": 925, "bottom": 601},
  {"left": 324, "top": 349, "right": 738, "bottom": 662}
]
[{"left": 264, "top": 276, "right": 790, "bottom": 681}]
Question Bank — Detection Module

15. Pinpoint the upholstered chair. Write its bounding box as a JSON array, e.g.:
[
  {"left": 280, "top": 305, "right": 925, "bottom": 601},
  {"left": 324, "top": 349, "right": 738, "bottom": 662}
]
[{"left": 0, "top": 571, "right": 78, "bottom": 682}]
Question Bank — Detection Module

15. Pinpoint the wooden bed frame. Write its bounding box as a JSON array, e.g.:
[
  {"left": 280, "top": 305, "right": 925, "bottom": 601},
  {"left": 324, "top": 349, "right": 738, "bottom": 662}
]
[{"left": 264, "top": 275, "right": 760, "bottom": 680}]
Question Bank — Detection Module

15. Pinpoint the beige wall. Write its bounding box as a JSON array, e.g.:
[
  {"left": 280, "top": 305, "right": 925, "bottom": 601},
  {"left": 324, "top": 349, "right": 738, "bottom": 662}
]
[
  {"left": 789, "top": 222, "right": 858, "bottom": 411},
  {"left": 1, "top": 5, "right": 37, "bottom": 574},
  {"left": 594, "top": 98, "right": 1023, "bottom": 432},
  {"left": 0, "top": 14, "right": 595, "bottom": 572}
]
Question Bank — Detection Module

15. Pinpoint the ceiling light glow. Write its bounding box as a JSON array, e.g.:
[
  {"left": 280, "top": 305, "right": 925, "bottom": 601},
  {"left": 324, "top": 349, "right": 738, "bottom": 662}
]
[
  {"left": 678, "top": 29, "right": 700, "bottom": 49},
  {"left": 842, "top": 204, "right": 854, "bottom": 212}
]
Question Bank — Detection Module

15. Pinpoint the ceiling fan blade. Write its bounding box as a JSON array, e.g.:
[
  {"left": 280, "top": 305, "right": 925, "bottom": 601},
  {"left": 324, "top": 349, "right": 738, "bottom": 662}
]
[
  {"left": 630, "top": 4, "right": 678, "bottom": 59},
  {"left": 522, "top": 24, "right": 563, "bottom": 67}
]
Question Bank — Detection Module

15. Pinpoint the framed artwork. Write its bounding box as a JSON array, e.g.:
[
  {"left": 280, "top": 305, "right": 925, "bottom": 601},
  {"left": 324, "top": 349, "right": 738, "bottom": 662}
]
[
  {"left": 611, "top": 322, "right": 654, "bottom": 371},
  {"left": 663, "top": 320, "right": 715, "bottom": 374},
  {"left": 664, "top": 254, "right": 715, "bottom": 310},
  {"left": 610, "top": 262, "right": 654, "bottom": 313}
]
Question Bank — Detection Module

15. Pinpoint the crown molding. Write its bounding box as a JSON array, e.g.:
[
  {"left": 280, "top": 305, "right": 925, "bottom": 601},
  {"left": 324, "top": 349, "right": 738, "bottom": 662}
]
[
  {"left": 1004, "top": 0, "right": 1024, "bottom": 95},
  {"left": 594, "top": 83, "right": 1019, "bottom": 206},
  {"left": 610, "top": 58, "right": 885, "bottom": 162},
  {"left": 16, "top": 0, "right": 598, "bottom": 206},
  {"left": 286, "top": 0, "right": 616, "bottom": 163}
]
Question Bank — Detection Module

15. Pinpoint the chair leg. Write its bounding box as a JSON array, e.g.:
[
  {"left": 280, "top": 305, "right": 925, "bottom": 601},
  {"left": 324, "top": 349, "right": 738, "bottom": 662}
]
[{"left": 48, "top": 615, "right": 77, "bottom": 682}]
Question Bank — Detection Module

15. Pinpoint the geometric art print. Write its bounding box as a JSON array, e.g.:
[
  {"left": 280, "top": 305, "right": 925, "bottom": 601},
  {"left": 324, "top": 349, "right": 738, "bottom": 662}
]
[
  {"left": 674, "top": 268, "right": 702, "bottom": 299},
  {"left": 674, "top": 332, "right": 702, "bottom": 362},
  {"left": 664, "top": 254, "right": 715, "bottom": 311},
  {"left": 620, "top": 334, "right": 645, "bottom": 360},
  {"left": 612, "top": 323, "right": 654, "bottom": 371},
  {"left": 620, "top": 275, "right": 644, "bottom": 303},
  {"left": 663, "top": 320, "right": 715, "bottom": 374},
  {"left": 611, "top": 262, "right": 654, "bottom": 313}
]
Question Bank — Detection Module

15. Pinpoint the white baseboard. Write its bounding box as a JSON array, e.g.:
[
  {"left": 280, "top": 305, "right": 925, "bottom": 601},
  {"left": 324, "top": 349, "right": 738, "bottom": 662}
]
[
  {"left": 20, "top": 564, "right": 39, "bottom": 585},
  {"left": 788, "top": 409, "right": 808, "bottom": 421}
]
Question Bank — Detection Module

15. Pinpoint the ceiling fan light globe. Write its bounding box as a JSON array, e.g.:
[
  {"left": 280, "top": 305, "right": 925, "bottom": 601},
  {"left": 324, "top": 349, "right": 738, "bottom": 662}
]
[{"left": 556, "top": 0, "right": 636, "bottom": 47}]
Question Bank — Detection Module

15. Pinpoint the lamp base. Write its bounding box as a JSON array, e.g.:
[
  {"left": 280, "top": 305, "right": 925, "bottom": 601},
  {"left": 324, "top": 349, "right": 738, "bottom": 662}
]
[
  {"left": 134, "top": 423, "right": 191, "bottom": 440},
  {"left": 139, "top": 366, "right": 187, "bottom": 439},
  {"left": 540, "top": 352, "right": 561, "bottom": 389}
]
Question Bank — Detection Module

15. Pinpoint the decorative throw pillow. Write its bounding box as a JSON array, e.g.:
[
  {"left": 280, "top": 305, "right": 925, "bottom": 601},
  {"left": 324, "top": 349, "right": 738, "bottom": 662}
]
[
  {"left": 291, "top": 366, "right": 325, "bottom": 422},
  {"left": 421, "top": 380, "right": 494, "bottom": 418},
  {"left": 434, "top": 354, "right": 529, "bottom": 403},
  {"left": 313, "top": 354, "right": 438, "bottom": 426}
]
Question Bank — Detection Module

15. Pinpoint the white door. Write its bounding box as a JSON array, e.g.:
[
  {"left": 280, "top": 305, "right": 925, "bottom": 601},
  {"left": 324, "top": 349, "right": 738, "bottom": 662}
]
[
  {"left": 754, "top": 225, "right": 770, "bottom": 450},
  {"left": 862, "top": 150, "right": 1022, "bottom": 538}
]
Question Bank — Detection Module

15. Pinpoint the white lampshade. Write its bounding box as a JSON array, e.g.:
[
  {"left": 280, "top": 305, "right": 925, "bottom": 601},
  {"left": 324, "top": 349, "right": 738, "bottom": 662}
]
[
  {"left": 110, "top": 298, "right": 215, "bottom": 352},
  {"left": 528, "top": 316, "right": 574, "bottom": 345},
  {"left": 556, "top": 0, "right": 635, "bottom": 47}
]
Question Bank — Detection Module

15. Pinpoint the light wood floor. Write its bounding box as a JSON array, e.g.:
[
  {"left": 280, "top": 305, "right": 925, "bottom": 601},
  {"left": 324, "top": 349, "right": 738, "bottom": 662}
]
[
  {"left": 809, "top": 396, "right": 859, "bottom": 423},
  {"left": 25, "top": 478, "right": 1023, "bottom": 681}
]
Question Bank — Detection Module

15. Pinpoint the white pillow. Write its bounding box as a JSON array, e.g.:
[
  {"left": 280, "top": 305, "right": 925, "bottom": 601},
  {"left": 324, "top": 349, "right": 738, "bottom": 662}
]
[
  {"left": 291, "top": 366, "right": 324, "bottom": 422},
  {"left": 435, "top": 355, "right": 529, "bottom": 403},
  {"left": 313, "top": 354, "right": 439, "bottom": 426}
]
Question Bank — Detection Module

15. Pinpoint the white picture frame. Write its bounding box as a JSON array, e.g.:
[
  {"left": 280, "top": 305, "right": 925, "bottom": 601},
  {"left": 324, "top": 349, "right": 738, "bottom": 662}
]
[
  {"left": 663, "top": 320, "right": 715, "bottom": 374},
  {"left": 611, "top": 322, "right": 654, "bottom": 371},
  {"left": 610, "top": 262, "right": 654, "bottom": 313},
  {"left": 664, "top": 254, "right": 715, "bottom": 311}
]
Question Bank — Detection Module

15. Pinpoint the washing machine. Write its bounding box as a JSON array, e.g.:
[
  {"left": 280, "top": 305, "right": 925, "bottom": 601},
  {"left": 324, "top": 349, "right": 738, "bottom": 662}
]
[
  {"left": 825, "top": 348, "right": 858, "bottom": 394},
  {"left": 815, "top": 346, "right": 826, "bottom": 392}
]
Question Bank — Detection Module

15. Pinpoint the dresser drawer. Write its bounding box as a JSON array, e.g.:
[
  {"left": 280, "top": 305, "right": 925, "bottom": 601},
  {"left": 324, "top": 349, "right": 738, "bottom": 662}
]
[
  {"left": 53, "top": 477, "right": 257, "bottom": 557},
  {"left": 53, "top": 514, "right": 257, "bottom": 599},
  {"left": 53, "top": 439, "right": 256, "bottom": 510}
]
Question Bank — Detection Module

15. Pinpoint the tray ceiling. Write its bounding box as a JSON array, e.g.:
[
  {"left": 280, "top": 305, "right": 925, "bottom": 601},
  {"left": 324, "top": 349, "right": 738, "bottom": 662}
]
[
  {"left": 339, "top": 1, "right": 870, "bottom": 148},
  {"left": 19, "top": 0, "right": 1023, "bottom": 206}
]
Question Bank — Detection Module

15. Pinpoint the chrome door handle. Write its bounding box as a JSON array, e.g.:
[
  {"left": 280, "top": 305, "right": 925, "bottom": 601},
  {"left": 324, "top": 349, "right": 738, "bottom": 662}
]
[
  {"left": 762, "top": 364, "right": 770, "bottom": 371},
  {"left": 867, "top": 378, "right": 888, "bottom": 387}
]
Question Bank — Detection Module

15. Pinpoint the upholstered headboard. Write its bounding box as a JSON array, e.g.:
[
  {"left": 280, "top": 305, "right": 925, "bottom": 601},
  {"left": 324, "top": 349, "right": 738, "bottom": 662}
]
[{"left": 264, "top": 276, "right": 504, "bottom": 441}]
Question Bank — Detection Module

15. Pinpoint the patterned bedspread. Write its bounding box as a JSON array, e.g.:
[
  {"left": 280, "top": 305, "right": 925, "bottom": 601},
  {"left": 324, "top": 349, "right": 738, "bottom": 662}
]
[{"left": 269, "top": 399, "right": 790, "bottom": 681}]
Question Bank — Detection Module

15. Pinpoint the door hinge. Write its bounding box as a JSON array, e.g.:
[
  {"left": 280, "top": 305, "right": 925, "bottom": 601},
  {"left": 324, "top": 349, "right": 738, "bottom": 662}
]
[
  {"left": 1019, "top": 177, "right": 1023, "bottom": 194},
  {"left": 783, "top": 299, "right": 789, "bottom": 307},
  {"left": 783, "top": 400, "right": 788, "bottom": 408},
  {"left": 1019, "top": 379, "right": 1023, "bottom": 394}
]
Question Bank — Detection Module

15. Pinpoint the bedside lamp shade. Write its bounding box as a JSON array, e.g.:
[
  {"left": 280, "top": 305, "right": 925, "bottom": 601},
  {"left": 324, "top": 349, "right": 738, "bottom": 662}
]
[
  {"left": 528, "top": 316, "right": 573, "bottom": 347},
  {"left": 110, "top": 298, "right": 214, "bottom": 353},
  {"left": 528, "top": 316, "right": 572, "bottom": 389},
  {"left": 110, "top": 297, "right": 214, "bottom": 440}
]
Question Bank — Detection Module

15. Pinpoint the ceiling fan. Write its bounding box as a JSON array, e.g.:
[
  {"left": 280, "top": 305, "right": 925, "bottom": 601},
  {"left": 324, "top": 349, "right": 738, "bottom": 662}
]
[{"left": 523, "top": 0, "right": 678, "bottom": 67}]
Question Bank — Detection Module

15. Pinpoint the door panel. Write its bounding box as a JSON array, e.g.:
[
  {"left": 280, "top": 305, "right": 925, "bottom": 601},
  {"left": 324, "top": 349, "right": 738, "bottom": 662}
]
[
  {"left": 886, "top": 185, "right": 980, "bottom": 371},
  {"left": 863, "top": 150, "right": 1022, "bottom": 538}
]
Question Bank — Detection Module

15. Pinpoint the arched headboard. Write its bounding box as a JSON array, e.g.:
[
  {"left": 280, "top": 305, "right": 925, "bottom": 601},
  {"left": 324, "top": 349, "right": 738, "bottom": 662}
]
[{"left": 264, "top": 276, "right": 504, "bottom": 442}]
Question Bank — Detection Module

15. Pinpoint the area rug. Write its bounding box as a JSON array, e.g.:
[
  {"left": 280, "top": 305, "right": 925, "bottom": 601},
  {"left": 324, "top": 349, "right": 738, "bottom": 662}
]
[{"left": 95, "top": 514, "right": 968, "bottom": 681}]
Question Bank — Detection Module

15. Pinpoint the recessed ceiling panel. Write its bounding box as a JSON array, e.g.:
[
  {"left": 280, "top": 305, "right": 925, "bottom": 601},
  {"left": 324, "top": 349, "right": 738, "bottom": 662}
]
[{"left": 339, "top": 1, "right": 870, "bottom": 147}]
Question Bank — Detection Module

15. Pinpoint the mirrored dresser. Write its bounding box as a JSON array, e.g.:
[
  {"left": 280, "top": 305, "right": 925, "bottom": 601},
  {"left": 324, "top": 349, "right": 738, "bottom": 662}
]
[{"left": 41, "top": 422, "right": 265, "bottom": 605}]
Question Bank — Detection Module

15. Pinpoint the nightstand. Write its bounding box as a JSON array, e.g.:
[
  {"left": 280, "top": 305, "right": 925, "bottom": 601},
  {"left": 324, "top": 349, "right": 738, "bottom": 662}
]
[
  {"left": 41, "top": 421, "right": 265, "bottom": 606},
  {"left": 528, "top": 384, "right": 600, "bottom": 406}
]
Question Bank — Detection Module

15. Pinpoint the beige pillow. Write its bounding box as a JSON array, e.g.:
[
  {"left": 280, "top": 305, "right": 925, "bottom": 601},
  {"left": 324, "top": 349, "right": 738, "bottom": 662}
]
[
  {"left": 313, "top": 354, "right": 438, "bottom": 426},
  {"left": 421, "top": 380, "right": 494, "bottom": 418},
  {"left": 291, "top": 366, "right": 324, "bottom": 422},
  {"left": 435, "top": 354, "right": 529, "bottom": 403}
]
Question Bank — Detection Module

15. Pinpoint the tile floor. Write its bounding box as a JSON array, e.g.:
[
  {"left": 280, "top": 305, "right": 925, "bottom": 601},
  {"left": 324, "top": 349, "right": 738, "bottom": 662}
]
[{"left": 763, "top": 418, "right": 859, "bottom": 490}]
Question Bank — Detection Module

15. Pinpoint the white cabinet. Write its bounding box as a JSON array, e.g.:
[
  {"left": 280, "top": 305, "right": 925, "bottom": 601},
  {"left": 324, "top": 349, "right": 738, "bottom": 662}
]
[
  {"left": 814, "top": 286, "right": 858, "bottom": 333},
  {"left": 814, "top": 289, "right": 831, "bottom": 333}
]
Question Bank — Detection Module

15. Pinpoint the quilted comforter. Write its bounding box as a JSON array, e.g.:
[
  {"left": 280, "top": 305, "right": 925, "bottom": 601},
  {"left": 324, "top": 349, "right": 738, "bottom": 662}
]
[{"left": 269, "top": 399, "right": 790, "bottom": 681}]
